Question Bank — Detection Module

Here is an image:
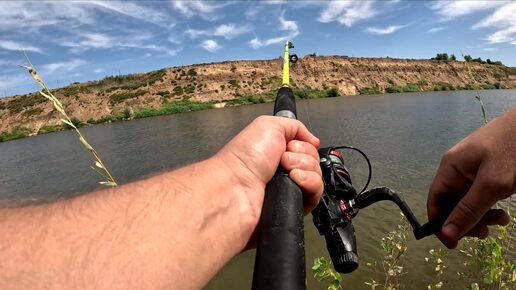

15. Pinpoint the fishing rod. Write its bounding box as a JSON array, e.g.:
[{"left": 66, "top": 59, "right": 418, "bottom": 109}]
[
  {"left": 252, "top": 41, "right": 303, "bottom": 290},
  {"left": 252, "top": 41, "right": 442, "bottom": 287}
]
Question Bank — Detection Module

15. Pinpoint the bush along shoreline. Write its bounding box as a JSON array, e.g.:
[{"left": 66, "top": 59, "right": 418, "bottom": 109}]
[{"left": 0, "top": 84, "right": 509, "bottom": 143}]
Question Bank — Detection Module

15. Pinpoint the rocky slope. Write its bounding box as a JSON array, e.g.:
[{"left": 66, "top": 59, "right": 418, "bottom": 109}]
[{"left": 1, "top": 55, "right": 515, "bottom": 134}]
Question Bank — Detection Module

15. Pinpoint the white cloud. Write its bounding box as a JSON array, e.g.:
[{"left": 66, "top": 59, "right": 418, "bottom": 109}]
[
  {"left": 87, "top": 1, "right": 170, "bottom": 26},
  {"left": 317, "top": 1, "right": 376, "bottom": 27},
  {"left": 473, "top": 2, "right": 516, "bottom": 45},
  {"left": 366, "top": 25, "right": 407, "bottom": 35},
  {"left": 428, "top": 27, "right": 446, "bottom": 33},
  {"left": 201, "top": 40, "right": 221, "bottom": 52},
  {"left": 483, "top": 47, "right": 498, "bottom": 51},
  {"left": 168, "top": 35, "right": 182, "bottom": 44},
  {"left": 186, "top": 23, "right": 251, "bottom": 40},
  {"left": 249, "top": 12, "right": 299, "bottom": 49},
  {"left": 172, "top": 0, "right": 229, "bottom": 21},
  {"left": 245, "top": 5, "right": 264, "bottom": 20},
  {"left": 0, "top": 1, "right": 171, "bottom": 32},
  {"left": 41, "top": 59, "right": 87, "bottom": 75},
  {"left": 59, "top": 32, "right": 181, "bottom": 56},
  {"left": 0, "top": 39, "right": 43, "bottom": 53},
  {"left": 94, "top": 68, "right": 104, "bottom": 74},
  {"left": 429, "top": 0, "right": 506, "bottom": 21}
]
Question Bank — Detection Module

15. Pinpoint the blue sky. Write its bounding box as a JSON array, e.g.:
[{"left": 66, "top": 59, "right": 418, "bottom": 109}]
[{"left": 1, "top": 0, "right": 515, "bottom": 97}]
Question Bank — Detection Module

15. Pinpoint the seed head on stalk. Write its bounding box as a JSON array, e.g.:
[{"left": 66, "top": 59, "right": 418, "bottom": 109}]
[{"left": 20, "top": 51, "right": 117, "bottom": 187}]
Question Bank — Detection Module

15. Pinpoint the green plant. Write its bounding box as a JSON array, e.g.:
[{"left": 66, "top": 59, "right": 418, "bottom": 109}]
[
  {"left": 157, "top": 91, "right": 171, "bottom": 98},
  {"left": 458, "top": 224, "right": 515, "bottom": 289},
  {"left": 133, "top": 100, "right": 213, "bottom": 119},
  {"left": 364, "top": 214, "right": 409, "bottom": 290},
  {"left": 21, "top": 53, "right": 117, "bottom": 187},
  {"left": 0, "top": 126, "right": 30, "bottom": 142},
  {"left": 37, "top": 124, "right": 62, "bottom": 134},
  {"left": 6, "top": 93, "right": 46, "bottom": 114},
  {"left": 327, "top": 88, "right": 340, "bottom": 98},
  {"left": 109, "top": 90, "right": 146, "bottom": 104},
  {"left": 359, "top": 86, "right": 382, "bottom": 95},
  {"left": 22, "top": 107, "right": 43, "bottom": 117},
  {"left": 184, "top": 84, "right": 195, "bottom": 94},
  {"left": 187, "top": 68, "right": 197, "bottom": 77},
  {"left": 228, "top": 79, "right": 239, "bottom": 87},
  {"left": 173, "top": 86, "right": 184, "bottom": 96},
  {"left": 425, "top": 248, "right": 447, "bottom": 289},
  {"left": 312, "top": 257, "right": 343, "bottom": 290}
]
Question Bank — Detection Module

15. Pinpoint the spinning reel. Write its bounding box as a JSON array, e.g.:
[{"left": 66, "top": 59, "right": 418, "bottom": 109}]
[{"left": 312, "top": 146, "right": 441, "bottom": 273}]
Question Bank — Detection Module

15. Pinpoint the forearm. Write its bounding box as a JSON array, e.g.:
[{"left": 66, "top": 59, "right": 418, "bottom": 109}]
[{"left": 0, "top": 155, "right": 254, "bottom": 290}]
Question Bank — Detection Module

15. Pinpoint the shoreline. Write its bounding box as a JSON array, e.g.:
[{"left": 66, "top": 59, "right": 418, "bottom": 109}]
[{"left": 1, "top": 88, "right": 513, "bottom": 143}]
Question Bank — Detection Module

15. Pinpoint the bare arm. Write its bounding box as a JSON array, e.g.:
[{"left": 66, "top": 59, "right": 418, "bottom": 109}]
[{"left": 0, "top": 116, "right": 323, "bottom": 290}]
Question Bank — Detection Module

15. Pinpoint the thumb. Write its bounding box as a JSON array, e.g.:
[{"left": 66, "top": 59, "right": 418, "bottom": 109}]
[{"left": 440, "top": 167, "right": 508, "bottom": 248}]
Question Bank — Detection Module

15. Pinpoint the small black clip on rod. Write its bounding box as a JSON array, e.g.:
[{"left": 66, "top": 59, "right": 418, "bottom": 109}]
[{"left": 252, "top": 41, "right": 306, "bottom": 290}]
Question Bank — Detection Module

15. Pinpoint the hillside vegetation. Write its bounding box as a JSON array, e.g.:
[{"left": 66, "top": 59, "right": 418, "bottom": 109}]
[{"left": 1, "top": 55, "right": 515, "bottom": 141}]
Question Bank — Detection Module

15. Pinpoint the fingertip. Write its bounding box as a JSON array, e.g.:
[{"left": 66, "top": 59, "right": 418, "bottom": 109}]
[
  {"left": 290, "top": 169, "right": 323, "bottom": 212},
  {"left": 437, "top": 230, "right": 458, "bottom": 249}
]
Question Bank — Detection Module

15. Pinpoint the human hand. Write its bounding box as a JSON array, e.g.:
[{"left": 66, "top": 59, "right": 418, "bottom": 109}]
[
  {"left": 215, "top": 116, "right": 323, "bottom": 244},
  {"left": 427, "top": 107, "right": 516, "bottom": 249}
]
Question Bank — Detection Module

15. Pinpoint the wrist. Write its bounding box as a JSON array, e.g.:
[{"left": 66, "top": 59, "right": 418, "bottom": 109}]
[{"left": 210, "top": 152, "right": 265, "bottom": 248}]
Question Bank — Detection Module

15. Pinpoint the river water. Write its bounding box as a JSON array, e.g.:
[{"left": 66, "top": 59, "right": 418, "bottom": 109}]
[{"left": 0, "top": 90, "right": 515, "bottom": 289}]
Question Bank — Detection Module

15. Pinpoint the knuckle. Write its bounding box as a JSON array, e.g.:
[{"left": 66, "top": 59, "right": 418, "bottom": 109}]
[
  {"left": 481, "top": 174, "right": 512, "bottom": 197},
  {"left": 441, "top": 149, "right": 457, "bottom": 165}
]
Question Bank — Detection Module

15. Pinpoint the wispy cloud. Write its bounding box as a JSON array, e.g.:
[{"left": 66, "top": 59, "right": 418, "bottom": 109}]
[
  {"left": 41, "top": 59, "right": 87, "bottom": 75},
  {"left": 172, "top": 0, "right": 230, "bottom": 21},
  {"left": 317, "top": 1, "right": 376, "bottom": 27},
  {"left": 249, "top": 12, "right": 299, "bottom": 49},
  {"left": 201, "top": 40, "right": 221, "bottom": 52},
  {"left": 87, "top": 1, "right": 171, "bottom": 26},
  {"left": 428, "top": 27, "right": 446, "bottom": 33},
  {"left": 483, "top": 47, "right": 498, "bottom": 51},
  {"left": 94, "top": 68, "right": 104, "bottom": 74},
  {"left": 0, "top": 1, "right": 171, "bottom": 32},
  {"left": 0, "top": 39, "right": 43, "bottom": 53},
  {"left": 429, "top": 0, "right": 506, "bottom": 21},
  {"left": 186, "top": 23, "right": 251, "bottom": 40},
  {"left": 245, "top": 5, "right": 264, "bottom": 20},
  {"left": 366, "top": 24, "right": 407, "bottom": 35},
  {"left": 58, "top": 32, "right": 181, "bottom": 56},
  {"left": 473, "top": 2, "right": 516, "bottom": 45}
]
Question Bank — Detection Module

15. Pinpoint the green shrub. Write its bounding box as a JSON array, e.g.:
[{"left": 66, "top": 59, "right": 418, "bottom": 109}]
[
  {"left": 326, "top": 88, "right": 340, "bottom": 98},
  {"left": 385, "top": 86, "right": 405, "bottom": 93},
  {"left": 480, "top": 83, "right": 497, "bottom": 90},
  {"left": 6, "top": 93, "right": 46, "bottom": 114},
  {"left": 93, "top": 69, "right": 166, "bottom": 93},
  {"left": 386, "top": 83, "right": 421, "bottom": 93},
  {"left": 359, "top": 86, "right": 382, "bottom": 95},
  {"left": 173, "top": 86, "right": 184, "bottom": 96},
  {"left": 433, "top": 53, "right": 449, "bottom": 61},
  {"left": 22, "top": 107, "right": 43, "bottom": 117},
  {"left": 187, "top": 68, "right": 197, "bottom": 77},
  {"left": 228, "top": 80, "right": 239, "bottom": 87},
  {"left": 432, "top": 82, "right": 455, "bottom": 91},
  {"left": 38, "top": 124, "right": 62, "bottom": 134},
  {"left": 184, "top": 84, "right": 195, "bottom": 94},
  {"left": 133, "top": 100, "right": 213, "bottom": 119},
  {"left": 0, "top": 126, "right": 30, "bottom": 142},
  {"left": 157, "top": 91, "right": 171, "bottom": 98},
  {"left": 109, "top": 90, "right": 146, "bottom": 104}
]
